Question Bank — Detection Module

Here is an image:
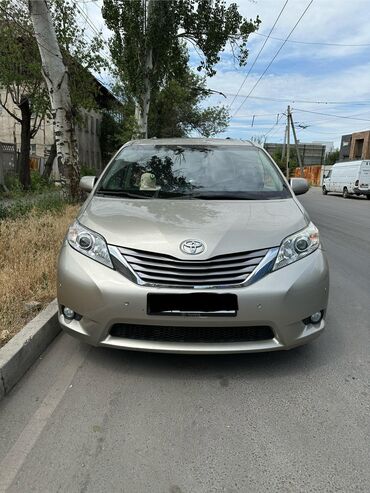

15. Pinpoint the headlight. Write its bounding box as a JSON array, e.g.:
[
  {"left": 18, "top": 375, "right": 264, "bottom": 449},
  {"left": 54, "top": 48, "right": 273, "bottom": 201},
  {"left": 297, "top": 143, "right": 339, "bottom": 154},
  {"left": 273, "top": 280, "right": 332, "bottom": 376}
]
[
  {"left": 273, "top": 222, "right": 320, "bottom": 271},
  {"left": 67, "top": 221, "right": 113, "bottom": 268}
]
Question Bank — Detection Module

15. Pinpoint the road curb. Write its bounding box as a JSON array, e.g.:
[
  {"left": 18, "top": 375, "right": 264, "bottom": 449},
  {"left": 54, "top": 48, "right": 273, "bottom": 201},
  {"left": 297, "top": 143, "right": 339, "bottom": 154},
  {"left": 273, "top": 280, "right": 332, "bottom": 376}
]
[{"left": 0, "top": 300, "right": 60, "bottom": 401}]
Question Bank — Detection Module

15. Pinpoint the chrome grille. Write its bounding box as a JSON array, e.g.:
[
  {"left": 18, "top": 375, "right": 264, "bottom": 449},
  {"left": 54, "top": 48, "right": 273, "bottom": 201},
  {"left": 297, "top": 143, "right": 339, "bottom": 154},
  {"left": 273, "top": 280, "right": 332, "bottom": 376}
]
[{"left": 117, "top": 246, "right": 269, "bottom": 287}]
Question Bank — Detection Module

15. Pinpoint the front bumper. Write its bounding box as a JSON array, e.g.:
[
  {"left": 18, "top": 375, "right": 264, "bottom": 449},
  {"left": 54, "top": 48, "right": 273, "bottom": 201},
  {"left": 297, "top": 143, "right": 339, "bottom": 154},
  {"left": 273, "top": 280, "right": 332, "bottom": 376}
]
[
  {"left": 353, "top": 187, "right": 370, "bottom": 196},
  {"left": 57, "top": 244, "right": 329, "bottom": 354}
]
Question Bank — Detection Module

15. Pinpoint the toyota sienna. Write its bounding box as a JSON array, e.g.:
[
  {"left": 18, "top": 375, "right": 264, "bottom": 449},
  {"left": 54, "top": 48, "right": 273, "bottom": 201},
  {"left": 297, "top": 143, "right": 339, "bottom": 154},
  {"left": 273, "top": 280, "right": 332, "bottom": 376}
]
[{"left": 57, "top": 139, "right": 329, "bottom": 353}]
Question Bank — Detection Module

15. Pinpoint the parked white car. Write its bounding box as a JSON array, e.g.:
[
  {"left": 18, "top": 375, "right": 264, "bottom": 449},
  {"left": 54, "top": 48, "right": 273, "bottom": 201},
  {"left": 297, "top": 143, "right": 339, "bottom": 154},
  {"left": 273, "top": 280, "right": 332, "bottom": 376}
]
[{"left": 322, "top": 160, "right": 370, "bottom": 199}]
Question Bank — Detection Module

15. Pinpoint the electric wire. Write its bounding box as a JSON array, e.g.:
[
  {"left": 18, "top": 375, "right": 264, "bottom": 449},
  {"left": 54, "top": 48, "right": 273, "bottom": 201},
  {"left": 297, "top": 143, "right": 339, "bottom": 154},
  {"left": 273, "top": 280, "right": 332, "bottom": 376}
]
[
  {"left": 292, "top": 107, "right": 370, "bottom": 122},
  {"left": 252, "top": 31, "right": 370, "bottom": 48},
  {"left": 228, "top": 0, "right": 289, "bottom": 109},
  {"left": 232, "top": 0, "right": 314, "bottom": 117}
]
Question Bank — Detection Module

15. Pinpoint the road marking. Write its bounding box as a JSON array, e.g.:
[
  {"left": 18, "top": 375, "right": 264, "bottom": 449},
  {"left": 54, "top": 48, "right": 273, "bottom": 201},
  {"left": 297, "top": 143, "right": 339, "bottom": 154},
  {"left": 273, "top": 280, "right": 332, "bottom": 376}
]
[{"left": 0, "top": 344, "right": 89, "bottom": 492}]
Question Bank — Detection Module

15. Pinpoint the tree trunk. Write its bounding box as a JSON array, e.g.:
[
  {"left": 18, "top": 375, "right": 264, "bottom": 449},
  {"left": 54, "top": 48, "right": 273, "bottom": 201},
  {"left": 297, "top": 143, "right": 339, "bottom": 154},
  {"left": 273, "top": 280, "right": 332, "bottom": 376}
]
[
  {"left": 133, "top": 0, "right": 153, "bottom": 139},
  {"left": 28, "top": 0, "right": 80, "bottom": 201},
  {"left": 18, "top": 97, "right": 32, "bottom": 190},
  {"left": 42, "top": 142, "right": 57, "bottom": 180},
  {"left": 134, "top": 48, "right": 153, "bottom": 139}
]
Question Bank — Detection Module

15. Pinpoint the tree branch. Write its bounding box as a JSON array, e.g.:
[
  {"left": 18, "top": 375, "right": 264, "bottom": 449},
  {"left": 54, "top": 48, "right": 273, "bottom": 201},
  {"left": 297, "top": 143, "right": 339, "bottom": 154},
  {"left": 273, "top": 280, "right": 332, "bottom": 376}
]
[
  {"left": 186, "top": 38, "right": 204, "bottom": 64},
  {"left": 0, "top": 91, "right": 22, "bottom": 123},
  {"left": 30, "top": 111, "right": 45, "bottom": 138}
]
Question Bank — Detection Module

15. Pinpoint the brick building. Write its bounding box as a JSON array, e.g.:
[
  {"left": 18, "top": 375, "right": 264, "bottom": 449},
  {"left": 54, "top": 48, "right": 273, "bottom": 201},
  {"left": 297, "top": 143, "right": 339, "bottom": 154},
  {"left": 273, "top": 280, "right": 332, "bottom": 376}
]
[{"left": 339, "top": 130, "right": 370, "bottom": 161}]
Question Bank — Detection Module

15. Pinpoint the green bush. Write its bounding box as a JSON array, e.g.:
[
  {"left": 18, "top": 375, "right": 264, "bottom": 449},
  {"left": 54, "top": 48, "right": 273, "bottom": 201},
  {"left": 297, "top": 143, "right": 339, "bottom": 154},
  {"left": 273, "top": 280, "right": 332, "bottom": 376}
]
[
  {"left": 34, "top": 193, "right": 65, "bottom": 215},
  {"left": 0, "top": 192, "right": 66, "bottom": 221},
  {"left": 0, "top": 200, "right": 32, "bottom": 220},
  {"left": 1, "top": 171, "right": 55, "bottom": 199},
  {"left": 30, "top": 170, "right": 51, "bottom": 193},
  {"left": 80, "top": 165, "right": 96, "bottom": 177},
  {"left": 4, "top": 174, "right": 23, "bottom": 195}
]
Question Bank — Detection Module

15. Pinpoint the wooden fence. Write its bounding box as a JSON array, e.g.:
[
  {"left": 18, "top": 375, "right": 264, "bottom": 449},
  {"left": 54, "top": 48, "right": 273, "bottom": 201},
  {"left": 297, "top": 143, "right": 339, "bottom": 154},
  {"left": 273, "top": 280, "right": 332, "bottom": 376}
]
[{"left": 294, "top": 165, "right": 322, "bottom": 186}]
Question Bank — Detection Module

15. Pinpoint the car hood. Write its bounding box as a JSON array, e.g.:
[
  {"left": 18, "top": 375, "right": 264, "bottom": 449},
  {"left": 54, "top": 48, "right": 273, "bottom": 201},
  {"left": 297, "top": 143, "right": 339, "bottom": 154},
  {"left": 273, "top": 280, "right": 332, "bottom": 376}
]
[{"left": 78, "top": 197, "right": 308, "bottom": 258}]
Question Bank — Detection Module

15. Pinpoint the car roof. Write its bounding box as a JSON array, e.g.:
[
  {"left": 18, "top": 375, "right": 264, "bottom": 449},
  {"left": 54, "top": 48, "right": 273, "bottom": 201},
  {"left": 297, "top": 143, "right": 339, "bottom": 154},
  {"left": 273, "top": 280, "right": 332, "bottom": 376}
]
[
  {"left": 127, "top": 138, "right": 256, "bottom": 147},
  {"left": 333, "top": 160, "right": 363, "bottom": 166}
]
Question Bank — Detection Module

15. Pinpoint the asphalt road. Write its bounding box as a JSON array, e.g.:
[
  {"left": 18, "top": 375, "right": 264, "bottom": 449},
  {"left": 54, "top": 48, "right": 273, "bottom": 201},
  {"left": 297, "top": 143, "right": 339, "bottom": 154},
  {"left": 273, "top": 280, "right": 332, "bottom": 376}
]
[{"left": 0, "top": 188, "right": 369, "bottom": 493}]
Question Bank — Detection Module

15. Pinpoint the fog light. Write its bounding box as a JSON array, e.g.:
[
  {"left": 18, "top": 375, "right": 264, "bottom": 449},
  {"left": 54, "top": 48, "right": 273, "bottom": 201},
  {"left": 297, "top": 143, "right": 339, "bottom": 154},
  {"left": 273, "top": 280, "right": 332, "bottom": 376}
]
[
  {"left": 63, "top": 307, "right": 75, "bottom": 320},
  {"left": 310, "top": 311, "right": 322, "bottom": 324}
]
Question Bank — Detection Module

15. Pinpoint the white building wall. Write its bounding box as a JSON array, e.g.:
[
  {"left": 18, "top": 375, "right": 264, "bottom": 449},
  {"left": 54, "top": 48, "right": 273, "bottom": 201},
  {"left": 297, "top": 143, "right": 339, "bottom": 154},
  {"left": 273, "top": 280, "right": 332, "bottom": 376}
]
[
  {"left": 312, "top": 141, "right": 335, "bottom": 156},
  {"left": 0, "top": 90, "right": 102, "bottom": 172}
]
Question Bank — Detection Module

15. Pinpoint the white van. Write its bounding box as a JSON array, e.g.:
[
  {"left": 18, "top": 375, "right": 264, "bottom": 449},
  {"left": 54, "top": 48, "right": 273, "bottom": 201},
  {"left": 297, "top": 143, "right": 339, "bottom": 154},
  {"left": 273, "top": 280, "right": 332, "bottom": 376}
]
[{"left": 322, "top": 160, "right": 370, "bottom": 199}]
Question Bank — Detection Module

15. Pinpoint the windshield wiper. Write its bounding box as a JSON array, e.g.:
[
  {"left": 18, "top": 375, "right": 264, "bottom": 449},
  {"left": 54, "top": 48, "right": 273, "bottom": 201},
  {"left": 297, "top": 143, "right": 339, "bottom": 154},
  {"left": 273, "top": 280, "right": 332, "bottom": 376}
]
[
  {"left": 96, "top": 190, "right": 149, "bottom": 199},
  {"left": 186, "top": 192, "right": 260, "bottom": 200}
]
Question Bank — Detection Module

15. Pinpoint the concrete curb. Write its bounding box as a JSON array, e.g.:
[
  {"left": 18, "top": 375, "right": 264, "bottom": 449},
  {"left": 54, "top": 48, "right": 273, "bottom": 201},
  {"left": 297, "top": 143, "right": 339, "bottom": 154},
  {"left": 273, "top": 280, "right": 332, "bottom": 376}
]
[{"left": 0, "top": 299, "right": 60, "bottom": 400}]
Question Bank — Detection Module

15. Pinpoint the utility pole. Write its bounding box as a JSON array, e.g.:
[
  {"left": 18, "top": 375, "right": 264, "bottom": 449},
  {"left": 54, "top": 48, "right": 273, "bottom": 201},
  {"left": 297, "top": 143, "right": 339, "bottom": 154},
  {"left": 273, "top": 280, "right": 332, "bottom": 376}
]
[
  {"left": 286, "top": 105, "right": 290, "bottom": 179},
  {"left": 289, "top": 110, "right": 304, "bottom": 178},
  {"left": 282, "top": 124, "right": 287, "bottom": 161}
]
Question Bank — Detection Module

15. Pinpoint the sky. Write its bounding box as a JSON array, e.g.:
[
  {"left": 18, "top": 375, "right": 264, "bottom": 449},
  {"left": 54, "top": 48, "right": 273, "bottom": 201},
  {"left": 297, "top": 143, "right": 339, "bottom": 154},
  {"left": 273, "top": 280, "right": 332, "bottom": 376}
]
[{"left": 81, "top": 0, "right": 370, "bottom": 148}]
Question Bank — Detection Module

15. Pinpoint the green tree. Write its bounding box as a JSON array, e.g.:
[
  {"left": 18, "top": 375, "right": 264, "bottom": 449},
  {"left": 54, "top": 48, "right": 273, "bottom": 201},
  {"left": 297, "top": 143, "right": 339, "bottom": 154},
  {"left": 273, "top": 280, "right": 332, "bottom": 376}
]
[
  {"left": 99, "top": 68, "right": 228, "bottom": 162},
  {"left": 325, "top": 149, "right": 339, "bottom": 165},
  {"left": 0, "top": 1, "right": 49, "bottom": 189},
  {"left": 102, "top": 0, "right": 260, "bottom": 138},
  {"left": 272, "top": 146, "right": 298, "bottom": 173},
  {"left": 148, "top": 70, "right": 229, "bottom": 138},
  {"left": 100, "top": 106, "right": 131, "bottom": 165},
  {"left": 0, "top": 0, "right": 105, "bottom": 193}
]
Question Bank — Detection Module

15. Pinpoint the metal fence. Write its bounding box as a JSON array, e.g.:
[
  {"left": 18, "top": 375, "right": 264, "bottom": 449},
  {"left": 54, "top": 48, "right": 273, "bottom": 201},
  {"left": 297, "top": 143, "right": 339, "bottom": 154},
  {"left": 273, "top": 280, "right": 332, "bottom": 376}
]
[
  {"left": 265, "top": 143, "right": 326, "bottom": 166},
  {"left": 0, "top": 142, "right": 17, "bottom": 174}
]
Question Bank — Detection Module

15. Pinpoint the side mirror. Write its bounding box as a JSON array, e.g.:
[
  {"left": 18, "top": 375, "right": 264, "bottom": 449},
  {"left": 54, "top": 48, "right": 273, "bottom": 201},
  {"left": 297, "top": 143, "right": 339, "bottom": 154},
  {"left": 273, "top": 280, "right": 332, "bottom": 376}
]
[
  {"left": 79, "top": 175, "right": 96, "bottom": 192},
  {"left": 290, "top": 177, "right": 309, "bottom": 196}
]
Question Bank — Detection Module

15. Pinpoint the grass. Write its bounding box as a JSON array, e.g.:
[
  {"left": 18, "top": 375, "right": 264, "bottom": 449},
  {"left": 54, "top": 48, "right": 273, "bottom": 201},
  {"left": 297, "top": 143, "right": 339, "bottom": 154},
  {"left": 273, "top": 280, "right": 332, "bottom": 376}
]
[
  {"left": 0, "top": 192, "right": 66, "bottom": 220},
  {"left": 0, "top": 203, "right": 80, "bottom": 348}
]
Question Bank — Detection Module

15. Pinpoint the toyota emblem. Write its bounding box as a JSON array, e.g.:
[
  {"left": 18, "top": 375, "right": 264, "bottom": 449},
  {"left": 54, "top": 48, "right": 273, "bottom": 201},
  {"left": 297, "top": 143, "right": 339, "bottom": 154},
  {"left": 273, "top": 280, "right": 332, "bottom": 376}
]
[{"left": 180, "top": 239, "right": 206, "bottom": 255}]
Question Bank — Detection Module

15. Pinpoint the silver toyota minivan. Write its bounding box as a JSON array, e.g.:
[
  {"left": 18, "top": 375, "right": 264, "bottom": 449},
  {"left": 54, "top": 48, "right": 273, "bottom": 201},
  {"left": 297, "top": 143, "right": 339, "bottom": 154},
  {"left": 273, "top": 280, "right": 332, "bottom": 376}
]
[{"left": 57, "top": 139, "right": 329, "bottom": 353}]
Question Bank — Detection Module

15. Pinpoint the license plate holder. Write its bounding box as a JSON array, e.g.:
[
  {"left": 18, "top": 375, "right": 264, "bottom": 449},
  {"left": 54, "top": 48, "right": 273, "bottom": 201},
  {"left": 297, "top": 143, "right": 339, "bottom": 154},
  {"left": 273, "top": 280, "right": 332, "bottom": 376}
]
[{"left": 147, "top": 293, "right": 238, "bottom": 317}]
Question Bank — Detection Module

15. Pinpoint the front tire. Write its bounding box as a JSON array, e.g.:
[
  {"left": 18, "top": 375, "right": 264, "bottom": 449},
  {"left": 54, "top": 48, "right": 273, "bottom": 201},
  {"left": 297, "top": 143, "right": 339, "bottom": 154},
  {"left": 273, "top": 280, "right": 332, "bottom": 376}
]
[
  {"left": 322, "top": 186, "right": 328, "bottom": 195},
  {"left": 366, "top": 195, "right": 370, "bottom": 200},
  {"left": 343, "top": 187, "right": 349, "bottom": 198}
]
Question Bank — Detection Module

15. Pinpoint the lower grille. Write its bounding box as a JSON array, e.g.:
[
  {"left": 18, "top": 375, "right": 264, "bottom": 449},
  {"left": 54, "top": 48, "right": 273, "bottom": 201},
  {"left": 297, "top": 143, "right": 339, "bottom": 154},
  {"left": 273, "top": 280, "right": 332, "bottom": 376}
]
[{"left": 110, "top": 324, "right": 274, "bottom": 343}]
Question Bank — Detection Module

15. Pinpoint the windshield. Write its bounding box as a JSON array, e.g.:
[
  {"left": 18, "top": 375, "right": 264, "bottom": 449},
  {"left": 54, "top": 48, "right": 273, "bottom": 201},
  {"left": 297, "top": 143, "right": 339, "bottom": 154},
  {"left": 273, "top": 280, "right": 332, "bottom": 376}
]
[{"left": 96, "top": 144, "right": 290, "bottom": 200}]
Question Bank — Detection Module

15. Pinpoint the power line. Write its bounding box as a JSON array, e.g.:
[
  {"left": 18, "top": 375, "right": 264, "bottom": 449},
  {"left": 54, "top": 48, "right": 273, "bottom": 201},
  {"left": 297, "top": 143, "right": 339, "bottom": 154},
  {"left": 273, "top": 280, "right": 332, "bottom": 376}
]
[
  {"left": 231, "top": 112, "right": 281, "bottom": 118},
  {"left": 232, "top": 0, "right": 314, "bottom": 118},
  {"left": 15, "top": 0, "right": 112, "bottom": 64},
  {"left": 3, "top": 1, "right": 113, "bottom": 93},
  {"left": 297, "top": 128, "right": 348, "bottom": 136},
  {"left": 264, "top": 124, "right": 286, "bottom": 143},
  {"left": 263, "top": 113, "right": 285, "bottom": 139},
  {"left": 287, "top": 107, "right": 370, "bottom": 127},
  {"left": 71, "top": 0, "right": 113, "bottom": 62},
  {"left": 0, "top": 2, "right": 63, "bottom": 61},
  {"left": 218, "top": 91, "right": 370, "bottom": 106},
  {"left": 292, "top": 107, "right": 370, "bottom": 122},
  {"left": 228, "top": 0, "right": 289, "bottom": 109},
  {"left": 252, "top": 31, "right": 370, "bottom": 48}
]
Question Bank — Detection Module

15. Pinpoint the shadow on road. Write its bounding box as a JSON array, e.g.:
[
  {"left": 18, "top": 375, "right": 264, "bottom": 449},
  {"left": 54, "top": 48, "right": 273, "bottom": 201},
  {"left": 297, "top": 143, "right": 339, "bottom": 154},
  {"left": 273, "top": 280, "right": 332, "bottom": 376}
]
[{"left": 324, "top": 193, "right": 368, "bottom": 201}]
